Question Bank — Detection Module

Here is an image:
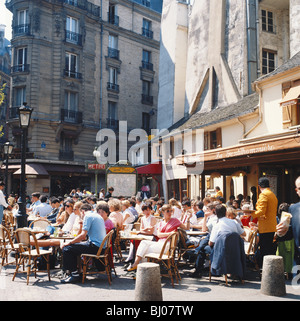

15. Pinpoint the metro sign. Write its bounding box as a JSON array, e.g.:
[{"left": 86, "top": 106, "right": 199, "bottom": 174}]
[{"left": 87, "top": 163, "right": 106, "bottom": 170}]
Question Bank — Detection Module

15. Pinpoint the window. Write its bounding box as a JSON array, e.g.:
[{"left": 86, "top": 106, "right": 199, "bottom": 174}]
[
  {"left": 142, "top": 80, "right": 153, "bottom": 104},
  {"left": 107, "top": 101, "right": 118, "bottom": 129},
  {"left": 16, "top": 9, "right": 29, "bottom": 34},
  {"left": 262, "top": 49, "right": 276, "bottom": 75},
  {"left": 108, "top": 3, "right": 119, "bottom": 26},
  {"left": 14, "top": 47, "right": 28, "bottom": 72},
  {"left": 142, "top": 19, "right": 153, "bottom": 39},
  {"left": 142, "top": 50, "right": 153, "bottom": 70},
  {"left": 204, "top": 128, "right": 222, "bottom": 150},
  {"left": 60, "top": 132, "right": 74, "bottom": 160},
  {"left": 65, "top": 52, "right": 81, "bottom": 78},
  {"left": 262, "top": 9, "right": 275, "bottom": 33},
  {"left": 142, "top": 112, "right": 150, "bottom": 134},
  {"left": 15, "top": 87, "right": 26, "bottom": 107},
  {"left": 66, "top": 16, "right": 81, "bottom": 45},
  {"left": 108, "top": 34, "right": 119, "bottom": 59},
  {"left": 64, "top": 91, "right": 78, "bottom": 111},
  {"left": 107, "top": 67, "right": 119, "bottom": 92}
]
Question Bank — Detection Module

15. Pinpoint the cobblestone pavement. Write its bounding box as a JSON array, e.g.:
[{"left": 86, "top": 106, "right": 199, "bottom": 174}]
[{"left": 1, "top": 259, "right": 299, "bottom": 302}]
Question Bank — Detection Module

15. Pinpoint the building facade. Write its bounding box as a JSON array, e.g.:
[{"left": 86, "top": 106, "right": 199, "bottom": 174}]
[
  {"left": 5, "top": 0, "right": 162, "bottom": 196},
  {"left": 157, "top": 0, "right": 300, "bottom": 204}
]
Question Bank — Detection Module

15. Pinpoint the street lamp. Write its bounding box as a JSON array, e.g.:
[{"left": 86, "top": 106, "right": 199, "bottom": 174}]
[
  {"left": 16, "top": 102, "right": 33, "bottom": 228},
  {"left": 4, "top": 141, "right": 14, "bottom": 197}
]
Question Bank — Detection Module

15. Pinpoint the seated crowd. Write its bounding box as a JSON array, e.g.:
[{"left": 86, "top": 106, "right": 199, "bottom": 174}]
[{"left": 3, "top": 186, "right": 284, "bottom": 284}]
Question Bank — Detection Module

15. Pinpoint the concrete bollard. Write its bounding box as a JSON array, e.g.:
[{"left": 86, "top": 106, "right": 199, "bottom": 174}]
[
  {"left": 261, "top": 255, "right": 286, "bottom": 297},
  {"left": 135, "top": 262, "right": 163, "bottom": 301}
]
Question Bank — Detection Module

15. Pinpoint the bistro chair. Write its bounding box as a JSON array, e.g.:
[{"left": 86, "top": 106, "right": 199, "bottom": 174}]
[
  {"left": 81, "top": 230, "right": 115, "bottom": 285},
  {"left": 244, "top": 228, "right": 259, "bottom": 271},
  {"left": 177, "top": 228, "right": 197, "bottom": 264},
  {"left": 0, "top": 224, "right": 21, "bottom": 270},
  {"left": 145, "top": 231, "right": 180, "bottom": 288},
  {"left": 3, "top": 211, "right": 16, "bottom": 236},
  {"left": 12, "top": 228, "right": 52, "bottom": 285},
  {"left": 113, "top": 226, "right": 123, "bottom": 261},
  {"left": 29, "top": 218, "right": 51, "bottom": 231}
]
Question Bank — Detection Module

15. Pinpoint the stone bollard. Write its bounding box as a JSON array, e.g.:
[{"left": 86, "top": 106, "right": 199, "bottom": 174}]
[
  {"left": 135, "top": 262, "right": 163, "bottom": 301},
  {"left": 261, "top": 255, "right": 286, "bottom": 297}
]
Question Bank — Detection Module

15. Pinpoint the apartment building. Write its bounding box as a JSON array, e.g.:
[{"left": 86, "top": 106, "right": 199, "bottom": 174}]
[{"left": 5, "top": 0, "right": 162, "bottom": 196}]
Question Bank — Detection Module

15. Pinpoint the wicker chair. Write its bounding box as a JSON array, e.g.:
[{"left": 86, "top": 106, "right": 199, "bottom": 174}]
[
  {"left": 12, "top": 228, "right": 52, "bottom": 285},
  {"left": 145, "top": 231, "right": 180, "bottom": 288},
  {"left": 0, "top": 224, "right": 20, "bottom": 270},
  {"left": 29, "top": 218, "right": 51, "bottom": 230},
  {"left": 81, "top": 230, "right": 115, "bottom": 284}
]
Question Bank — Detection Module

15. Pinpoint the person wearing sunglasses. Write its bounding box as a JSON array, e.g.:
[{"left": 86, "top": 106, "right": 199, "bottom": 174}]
[
  {"left": 61, "top": 200, "right": 76, "bottom": 234},
  {"left": 127, "top": 204, "right": 191, "bottom": 272}
]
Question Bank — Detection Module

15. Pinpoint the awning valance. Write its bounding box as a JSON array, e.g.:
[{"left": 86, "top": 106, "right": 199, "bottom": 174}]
[
  {"left": 280, "top": 85, "right": 300, "bottom": 107},
  {"left": 136, "top": 162, "right": 162, "bottom": 175}
]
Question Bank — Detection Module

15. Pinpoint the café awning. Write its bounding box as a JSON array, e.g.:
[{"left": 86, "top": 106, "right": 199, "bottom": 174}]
[
  {"left": 136, "top": 162, "right": 162, "bottom": 175},
  {"left": 13, "top": 163, "right": 49, "bottom": 176},
  {"left": 280, "top": 85, "right": 300, "bottom": 107}
]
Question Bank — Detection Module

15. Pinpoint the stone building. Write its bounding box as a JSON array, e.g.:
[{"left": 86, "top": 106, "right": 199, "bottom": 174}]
[
  {"left": 4, "top": 0, "right": 162, "bottom": 196},
  {"left": 156, "top": 0, "right": 300, "bottom": 203}
]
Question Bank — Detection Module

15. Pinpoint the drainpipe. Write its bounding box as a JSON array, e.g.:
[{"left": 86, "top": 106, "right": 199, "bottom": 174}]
[
  {"left": 242, "top": 82, "right": 263, "bottom": 139},
  {"left": 256, "top": 0, "right": 260, "bottom": 78},
  {"left": 99, "top": 0, "right": 103, "bottom": 129}
]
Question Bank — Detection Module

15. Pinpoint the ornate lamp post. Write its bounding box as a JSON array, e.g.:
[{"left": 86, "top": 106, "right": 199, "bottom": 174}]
[
  {"left": 16, "top": 103, "right": 33, "bottom": 228},
  {"left": 4, "top": 141, "right": 14, "bottom": 197}
]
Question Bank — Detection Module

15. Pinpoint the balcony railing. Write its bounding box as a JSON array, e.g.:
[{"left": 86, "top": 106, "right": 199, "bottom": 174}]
[
  {"left": 59, "top": 150, "right": 74, "bottom": 161},
  {"left": 61, "top": 109, "right": 83, "bottom": 124},
  {"left": 142, "top": 28, "right": 153, "bottom": 39},
  {"left": 11, "top": 64, "right": 30, "bottom": 73},
  {"left": 65, "top": 30, "right": 82, "bottom": 46},
  {"left": 108, "top": 13, "right": 119, "bottom": 26},
  {"left": 107, "top": 118, "right": 118, "bottom": 130},
  {"left": 141, "top": 61, "right": 153, "bottom": 71},
  {"left": 107, "top": 82, "right": 119, "bottom": 93},
  {"left": 107, "top": 48, "right": 119, "bottom": 60},
  {"left": 63, "top": 0, "right": 100, "bottom": 17},
  {"left": 142, "top": 94, "right": 153, "bottom": 105},
  {"left": 13, "top": 24, "right": 30, "bottom": 36},
  {"left": 63, "top": 69, "right": 82, "bottom": 79},
  {"left": 9, "top": 107, "right": 19, "bottom": 119}
]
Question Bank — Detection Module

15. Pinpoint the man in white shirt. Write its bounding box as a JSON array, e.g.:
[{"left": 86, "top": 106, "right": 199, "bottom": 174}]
[
  {"left": 27, "top": 192, "right": 41, "bottom": 216},
  {"left": 35, "top": 195, "right": 52, "bottom": 218},
  {"left": 0, "top": 181, "right": 12, "bottom": 223},
  {"left": 209, "top": 205, "right": 246, "bottom": 247}
]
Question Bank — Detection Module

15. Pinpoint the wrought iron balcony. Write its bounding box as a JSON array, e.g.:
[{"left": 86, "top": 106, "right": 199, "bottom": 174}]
[
  {"left": 108, "top": 13, "right": 119, "bottom": 26},
  {"left": 107, "top": 48, "right": 119, "bottom": 60},
  {"left": 142, "top": 28, "right": 153, "bottom": 39},
  {"left": 141, "top": 94, "right": 153, "bottom": 105},
  {"left": 106, "top": 118, "right": 119, "bottom": 131},
  {"left": 63, "top": 69, "right": 82, "bottom": 79},
  {"left": 59, "top": 150, "right": 74, "bottom": 161},
  {"left": 141, "top": 61, "right": 153, "bottom": 71},
  {"left": 13, "top": 24, "right": 30, "bottom": 37},
  {"left": 65, "top": 30, "right": 83, "bottom": 46},
  {"left": 60, "top": 109, "right": 83, "bottom": 124},
  {"left": 107, "top": 82, "right": 119, "bottom": 93},
  {"left": 11, "top": 64, "right": 30, "bottom": 73}
]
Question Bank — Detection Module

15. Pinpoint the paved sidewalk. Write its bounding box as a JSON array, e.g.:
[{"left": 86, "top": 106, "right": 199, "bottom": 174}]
[{"left": 1, "top": 261, "right": 299, "bottom": 302}]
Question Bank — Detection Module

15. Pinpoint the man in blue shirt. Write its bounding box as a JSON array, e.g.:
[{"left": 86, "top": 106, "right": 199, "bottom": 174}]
[{"left": 60, "top": 203, "right": 106, "bottom": 283}]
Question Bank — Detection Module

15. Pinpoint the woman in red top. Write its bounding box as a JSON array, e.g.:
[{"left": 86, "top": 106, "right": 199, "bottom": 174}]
[{"left": 127, "top": 204, "right": 191, "bottom": 271}]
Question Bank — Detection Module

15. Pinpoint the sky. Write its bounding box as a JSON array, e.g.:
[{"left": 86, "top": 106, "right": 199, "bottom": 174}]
[{"left": 0, "top": 0, "right": 12, "bottom": 40}]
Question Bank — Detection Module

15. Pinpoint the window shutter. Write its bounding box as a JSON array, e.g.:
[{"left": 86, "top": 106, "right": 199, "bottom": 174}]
[{"left": 282, "top": 105, "right": 292, "bottom": 129}]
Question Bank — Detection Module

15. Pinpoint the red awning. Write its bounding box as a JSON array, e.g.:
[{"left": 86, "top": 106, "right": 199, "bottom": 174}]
[{"left": 136, "top": 162, "right": 162, "bottom": 175}]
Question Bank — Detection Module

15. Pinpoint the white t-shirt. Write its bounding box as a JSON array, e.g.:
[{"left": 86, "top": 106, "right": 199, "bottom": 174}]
[
  {"left": 172, "top": 206, "right": 182, "bottom": 220},
  {"left": 209, "top": 217, "right": 244, "bottom": 244}
]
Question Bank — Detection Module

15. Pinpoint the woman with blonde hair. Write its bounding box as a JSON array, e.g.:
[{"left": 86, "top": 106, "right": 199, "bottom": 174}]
[
  {"left": 127, "top": 203, "right": 191, "bottom": 271},
  {"left": 108, "top": 198, "right": 123, "bottom": 229},
  {"left": 168, "top": 198, "right": 182, "bottom": 219},
  {"left": 121, "top": 199, "right": 135, "bottom": 225}
]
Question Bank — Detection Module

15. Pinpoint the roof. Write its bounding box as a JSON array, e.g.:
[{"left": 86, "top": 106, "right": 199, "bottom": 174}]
[
  {"left": 254, "top": 51, "right": 300, "bottom": 84},
  {"left": 167, "top": 93, "right": 259, "bottom": 133}
]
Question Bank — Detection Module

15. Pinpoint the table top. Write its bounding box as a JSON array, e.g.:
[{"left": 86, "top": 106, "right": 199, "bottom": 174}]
[
  {"left": 186, "top": 230, "right": 208, "bottom": 236},
  {"left": 120, "top": 232, "right": 154, "bottom": 241},
  {"left": 50, "top": 234, "right": 74, "bottom": 240}
]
